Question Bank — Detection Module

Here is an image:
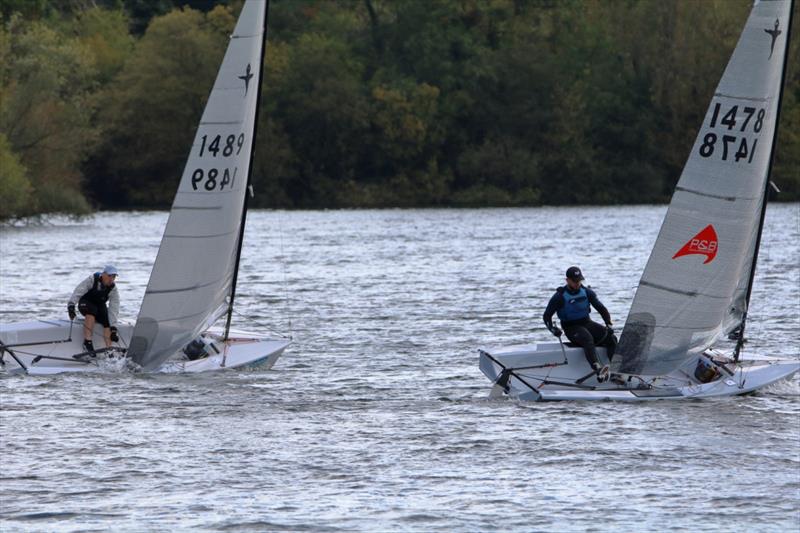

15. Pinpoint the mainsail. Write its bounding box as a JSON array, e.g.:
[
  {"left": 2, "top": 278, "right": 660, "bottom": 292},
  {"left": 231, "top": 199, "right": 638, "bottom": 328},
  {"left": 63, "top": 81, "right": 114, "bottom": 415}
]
[
  {"left": 615, "top": 0, "right": 792, "bottom": 376},
  {"left": 129, "top": 0, "right": 268, "bottom": 371}
]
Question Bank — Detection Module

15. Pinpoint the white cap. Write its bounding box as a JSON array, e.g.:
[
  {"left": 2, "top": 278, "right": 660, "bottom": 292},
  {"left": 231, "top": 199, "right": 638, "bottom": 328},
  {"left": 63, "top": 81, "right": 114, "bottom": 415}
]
[{"left": 103, "top": 264, "right": 119, "bottom": 276}]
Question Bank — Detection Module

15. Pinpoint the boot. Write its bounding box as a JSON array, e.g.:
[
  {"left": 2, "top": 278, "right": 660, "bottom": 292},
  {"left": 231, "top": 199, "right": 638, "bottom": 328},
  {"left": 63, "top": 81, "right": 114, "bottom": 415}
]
[
  {"left": 593, "top": 363, "right": 609, "bottom": 383},
  {"left": 83, "top": 340, "right": 95, "bottom": 356},
  {"left": 73, "top": 340, "right": 96, "bottom": 361}
]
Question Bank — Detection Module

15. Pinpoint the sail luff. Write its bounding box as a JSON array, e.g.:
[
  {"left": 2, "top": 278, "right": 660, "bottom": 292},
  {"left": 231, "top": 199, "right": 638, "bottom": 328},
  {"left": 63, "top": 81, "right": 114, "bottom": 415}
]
[
  {"left": 224, "top": 0, "right": 270, "bottom": 340},
  {"left": 734, "top": 0, "right": 795, "bottom": 361}
]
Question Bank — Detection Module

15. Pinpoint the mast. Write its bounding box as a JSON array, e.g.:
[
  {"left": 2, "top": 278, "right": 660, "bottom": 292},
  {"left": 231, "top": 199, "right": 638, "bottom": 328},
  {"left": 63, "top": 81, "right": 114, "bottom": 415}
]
[
  {"left": 734, "top": 0, "right": 794, "bottom": 361},
  {"left": 224, "top": 0, "right": 270, "bottom": 340}
]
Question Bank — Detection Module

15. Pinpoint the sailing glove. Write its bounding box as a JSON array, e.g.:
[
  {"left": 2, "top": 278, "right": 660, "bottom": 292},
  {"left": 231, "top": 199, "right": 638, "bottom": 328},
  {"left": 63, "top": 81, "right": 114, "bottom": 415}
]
[
  {"left": 67, "top": 303, "right": 76, "bottom": 320},
  {"left": 551, "top": 326, "right": 563, "bottom": 337},
  {"left": 110, "top": 326, "right": 119, "bottom": 342}
]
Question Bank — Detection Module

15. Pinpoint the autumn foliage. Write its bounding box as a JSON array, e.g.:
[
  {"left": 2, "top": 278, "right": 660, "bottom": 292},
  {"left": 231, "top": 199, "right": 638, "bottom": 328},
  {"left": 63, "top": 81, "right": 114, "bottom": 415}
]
[{"left": 1, "top": 0, "right": 798, "bottom": 218}]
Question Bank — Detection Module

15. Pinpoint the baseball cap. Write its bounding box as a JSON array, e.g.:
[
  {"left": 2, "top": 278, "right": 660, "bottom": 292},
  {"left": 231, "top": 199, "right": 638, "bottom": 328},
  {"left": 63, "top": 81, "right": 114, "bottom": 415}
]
[
  {"left": 103, "top": 264, "right": 119, "bottom": 276},
  {"left": 566, "top": 266, "right": 584, "bottom": 281}
]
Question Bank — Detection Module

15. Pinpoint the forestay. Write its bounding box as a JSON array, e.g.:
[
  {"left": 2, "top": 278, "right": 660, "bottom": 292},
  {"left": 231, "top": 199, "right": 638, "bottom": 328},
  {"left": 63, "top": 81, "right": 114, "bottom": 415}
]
[
  {"left": 129, "top": 0, "right": 267, "bottom": 371},
  {"left": 615, "top": 0, "right": 791, "bottom": 375}
]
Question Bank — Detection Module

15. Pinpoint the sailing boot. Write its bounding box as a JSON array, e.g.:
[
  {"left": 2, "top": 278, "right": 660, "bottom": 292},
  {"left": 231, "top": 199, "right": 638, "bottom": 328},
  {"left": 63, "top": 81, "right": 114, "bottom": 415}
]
[
  {"left": 593, "top": 363, "right": 609, "bottom": 383},
  {"left": 83, "top": 339, "right": 96, "bottom": 357},
  {"left": 73, "top": 340, "right": 96, "bottom": 361}
]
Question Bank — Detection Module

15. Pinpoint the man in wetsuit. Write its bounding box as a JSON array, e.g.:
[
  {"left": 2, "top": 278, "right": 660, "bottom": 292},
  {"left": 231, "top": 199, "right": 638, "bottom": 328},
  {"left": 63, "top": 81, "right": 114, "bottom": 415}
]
[
  {"left": 543, "top": 266, "right": 616, "bottom": 381},
  {"left": 67, "top": 265, "right": 120, "bottom": 354}
]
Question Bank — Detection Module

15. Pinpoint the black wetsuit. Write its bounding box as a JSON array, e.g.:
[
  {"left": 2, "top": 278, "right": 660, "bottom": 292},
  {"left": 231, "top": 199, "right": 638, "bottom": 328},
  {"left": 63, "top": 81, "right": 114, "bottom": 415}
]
[{"left": 543, "top": 285, "right": 617, "bottom": 369}]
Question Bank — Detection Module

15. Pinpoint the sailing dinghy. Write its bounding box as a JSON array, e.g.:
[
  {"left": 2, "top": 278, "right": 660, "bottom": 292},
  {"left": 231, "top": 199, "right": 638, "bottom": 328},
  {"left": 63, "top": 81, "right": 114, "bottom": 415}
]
[
  {"left": 479, "top": 0, "right": 799, "bottom": 401},
  {"left": 0, "top": 0, "right": 290, "bottom": 375}
]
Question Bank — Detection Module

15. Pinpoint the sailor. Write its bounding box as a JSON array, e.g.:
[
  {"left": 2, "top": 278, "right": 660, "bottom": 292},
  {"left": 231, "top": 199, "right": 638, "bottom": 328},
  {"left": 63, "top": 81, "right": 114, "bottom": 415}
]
[
  {"left": 67, "top": 265, "right": 120, "bottom": 354},
  {"left": 543, "top": 266, "right": 616, "bottom": 381}
]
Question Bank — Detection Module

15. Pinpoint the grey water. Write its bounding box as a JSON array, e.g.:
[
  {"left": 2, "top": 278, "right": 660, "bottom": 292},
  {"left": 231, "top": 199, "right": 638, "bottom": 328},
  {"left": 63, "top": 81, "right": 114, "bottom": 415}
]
[{"left": 1, "top": 205, "right": 798, "bottom": 532}]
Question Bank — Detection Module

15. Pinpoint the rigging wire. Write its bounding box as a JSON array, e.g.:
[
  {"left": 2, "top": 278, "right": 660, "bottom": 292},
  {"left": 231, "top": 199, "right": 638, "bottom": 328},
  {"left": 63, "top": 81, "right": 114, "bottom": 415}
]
[
  {"left": 510, "top": 365, "right": 671, "bottom": 391},
  {"left": 276, "top": 209, "right": 294, "bottom": 338}
]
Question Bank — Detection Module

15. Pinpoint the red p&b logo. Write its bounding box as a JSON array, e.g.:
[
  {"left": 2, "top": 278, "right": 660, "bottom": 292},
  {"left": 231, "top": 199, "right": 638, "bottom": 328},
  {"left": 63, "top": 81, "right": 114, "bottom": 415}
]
[{"left": 672, "top": 224, "right": 718, "bottom": 264}]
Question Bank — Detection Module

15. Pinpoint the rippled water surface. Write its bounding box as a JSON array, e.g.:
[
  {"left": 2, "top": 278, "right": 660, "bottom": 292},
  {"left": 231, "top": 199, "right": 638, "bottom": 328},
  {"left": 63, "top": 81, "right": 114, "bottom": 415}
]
[{"left": 1, "top": 205, "right": 799, "bottom": 531}]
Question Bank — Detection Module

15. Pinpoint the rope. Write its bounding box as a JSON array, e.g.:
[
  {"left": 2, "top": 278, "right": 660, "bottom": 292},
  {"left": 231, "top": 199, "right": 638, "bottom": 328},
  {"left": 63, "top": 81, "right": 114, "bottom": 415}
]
[
  {"left": 8, "top": 345, "right": 123, "bottom": 361},
  {"left": 539, "top": 360, "right": 558, "bottom": 386},
  {"left": 276, "top": 209, "right": 294, "bottom": 337}
]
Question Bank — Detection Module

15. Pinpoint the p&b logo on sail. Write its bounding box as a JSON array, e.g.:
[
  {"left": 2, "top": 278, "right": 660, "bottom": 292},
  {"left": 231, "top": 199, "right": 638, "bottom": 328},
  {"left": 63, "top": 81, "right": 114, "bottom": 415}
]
[{"left": 672, "top": 224, "right": 718, "bottom": 264}]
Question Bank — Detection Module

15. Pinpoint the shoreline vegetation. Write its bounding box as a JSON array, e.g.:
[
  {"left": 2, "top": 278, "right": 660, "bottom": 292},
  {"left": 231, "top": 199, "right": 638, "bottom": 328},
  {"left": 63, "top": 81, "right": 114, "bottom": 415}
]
[{"left": 1, "top": 0, "right": 798, "bottom": 221}]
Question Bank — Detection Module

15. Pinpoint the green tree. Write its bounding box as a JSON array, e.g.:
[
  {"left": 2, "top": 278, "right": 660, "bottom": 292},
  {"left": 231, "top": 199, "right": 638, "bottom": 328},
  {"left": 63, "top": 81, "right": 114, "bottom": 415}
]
[
  {"left": 89, "top": 6, "right": 231, "bottom": 206},
  {"left": 250, "top": 39, "right": 298, "bottom": 208},
  {"left": 0, "top": 133, "right": 33, "bottom": 219},
  {"left": 771, "top": 14, "right": 800, "bottom": 198},
  {"left": 0, "top": 15, "right": 95, "bottom": 216},
  {"left": 3, "top": 0, "right": 798, "bottom": 215},
  {"left": 269, "top": 31, "right": 371, "bottom": 206},
  {"left": 71, "top": 7, "right": 134, "bottom": 83},
  {"left": 0, "top": 0, "right": 51, "bottom": 21}
]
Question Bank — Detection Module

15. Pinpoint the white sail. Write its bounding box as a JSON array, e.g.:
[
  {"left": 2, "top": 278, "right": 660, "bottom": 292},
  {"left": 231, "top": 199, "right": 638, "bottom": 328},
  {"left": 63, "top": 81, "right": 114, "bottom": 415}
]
[
  {"left": 615, "top": 0, "right": 791, "bottom": 375},
  {"left": 129, "top": 0, "right": 267, "bottom": 371}
]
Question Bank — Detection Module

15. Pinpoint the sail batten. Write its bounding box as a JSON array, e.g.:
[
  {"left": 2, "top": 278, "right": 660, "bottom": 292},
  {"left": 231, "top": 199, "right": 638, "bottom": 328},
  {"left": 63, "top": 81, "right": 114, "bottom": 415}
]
[
  {"left": 673, "top": 187, "right": 739, "bottom": 201},
  {"left": 145, "top": 280, "right": 225, "bottom": 295},
  {"left": 637, "top": 281, "right": 733, "bottom": 299},
  {"left": 714, "top": 93, "right": 771, "bottom": 102},
  {"left": 199, "top": 120, "right": 243, "bottom": 125},
  {"left": 163, "top": 231, "right": 238, "bottom": 239},
  {"left": 151, "top": 311, "right": 216, "bottom": 323},
  {"left": 128, "top": 0, "right": 268, "bottom": 371},
  {"left": 615, "top": 0, "right": 792, "bottom": 376}
]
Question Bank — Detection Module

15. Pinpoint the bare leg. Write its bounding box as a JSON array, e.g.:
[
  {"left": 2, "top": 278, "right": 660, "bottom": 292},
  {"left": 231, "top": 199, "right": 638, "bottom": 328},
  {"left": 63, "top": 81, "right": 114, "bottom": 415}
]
[
  {"left": 103, "top": 327, "right": 112, "bottom": 348},
  {"left": 83, "top": 314, "right": 96, "bottom": 341}
]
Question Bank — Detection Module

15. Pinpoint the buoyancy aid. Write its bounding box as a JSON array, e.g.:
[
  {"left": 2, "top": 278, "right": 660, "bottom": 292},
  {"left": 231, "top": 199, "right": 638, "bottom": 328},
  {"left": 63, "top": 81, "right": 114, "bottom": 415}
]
[
  {"left": 82, "top": 272, "right": 115, "bottom": 304},
  {"left": 556, "top": 286, "right": 590, "bottom": 323}
]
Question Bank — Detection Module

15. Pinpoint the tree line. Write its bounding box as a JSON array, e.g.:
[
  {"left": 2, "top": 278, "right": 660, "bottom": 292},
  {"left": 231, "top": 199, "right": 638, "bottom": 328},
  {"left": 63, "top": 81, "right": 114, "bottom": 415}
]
[{"left": 1, "top": 0, "right": 798, "bottom": 219}]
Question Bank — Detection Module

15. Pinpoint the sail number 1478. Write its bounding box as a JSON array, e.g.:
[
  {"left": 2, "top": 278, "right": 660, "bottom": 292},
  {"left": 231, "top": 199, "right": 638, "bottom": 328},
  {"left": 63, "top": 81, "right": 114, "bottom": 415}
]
[{"left": 698, "top": 103, "right": 764, "bottom": 164}]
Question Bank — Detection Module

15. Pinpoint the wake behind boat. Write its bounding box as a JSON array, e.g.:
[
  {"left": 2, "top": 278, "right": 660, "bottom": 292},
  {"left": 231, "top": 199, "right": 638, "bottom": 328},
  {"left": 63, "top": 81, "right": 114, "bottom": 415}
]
[
  {"left": 0, "top": 0, "right": 290, "bottom": 375},
  {"left": 479, "top": 0, "right": 799, "bottom": 400}
]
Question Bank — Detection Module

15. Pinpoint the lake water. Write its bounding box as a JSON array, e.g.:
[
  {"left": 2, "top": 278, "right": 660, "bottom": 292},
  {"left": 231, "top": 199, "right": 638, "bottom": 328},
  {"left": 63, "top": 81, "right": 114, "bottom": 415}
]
[{"left": 1, "top": 205, "right": 798, "bottom": 531}]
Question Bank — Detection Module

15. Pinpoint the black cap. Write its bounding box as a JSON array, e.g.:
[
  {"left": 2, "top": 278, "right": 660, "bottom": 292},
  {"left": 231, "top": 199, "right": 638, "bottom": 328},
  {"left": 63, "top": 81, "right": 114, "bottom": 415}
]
[{"left": 566, "top": 266, "right": 584, "bottom": 281}]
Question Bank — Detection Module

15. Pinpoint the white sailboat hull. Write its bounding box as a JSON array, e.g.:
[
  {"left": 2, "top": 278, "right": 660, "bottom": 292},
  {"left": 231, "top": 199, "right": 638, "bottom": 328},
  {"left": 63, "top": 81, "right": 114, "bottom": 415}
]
[
  {"left": 0, "top": 319, "right": 290, "bottom": 376},
  {"left": 478, "top": 342, "right": 799, "bottom": 402}
]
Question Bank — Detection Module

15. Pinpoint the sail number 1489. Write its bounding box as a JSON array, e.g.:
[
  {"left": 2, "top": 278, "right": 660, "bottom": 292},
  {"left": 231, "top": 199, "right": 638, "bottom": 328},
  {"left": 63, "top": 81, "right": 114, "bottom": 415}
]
[
  {"left": 191, "top": 132, "right": 245, "bottom": 190},
  {"left": 191, "top": 167, "right": 237, "bottom": 191},
  {"left": 199, "top": 133, "right": 245, "bottom": 158}
]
